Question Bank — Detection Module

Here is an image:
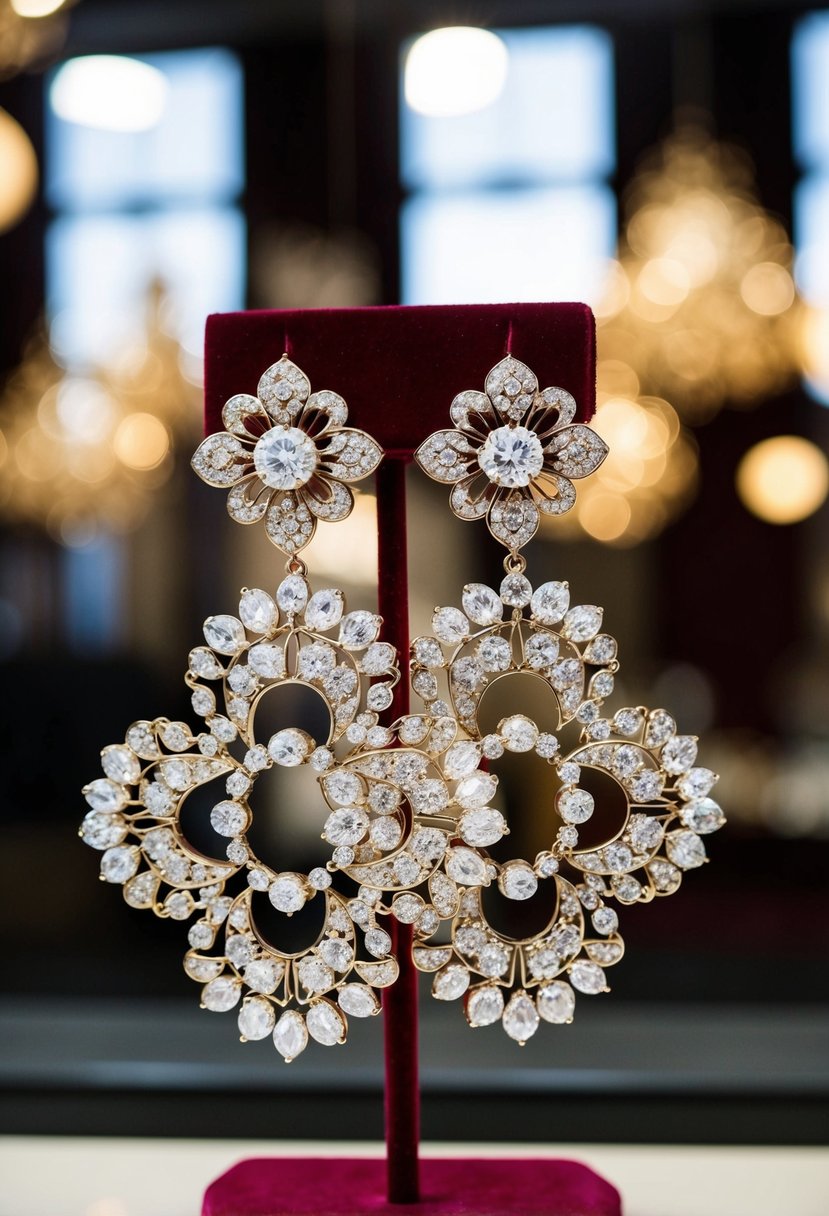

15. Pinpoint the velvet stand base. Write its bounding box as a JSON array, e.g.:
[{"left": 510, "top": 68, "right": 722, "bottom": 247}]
[{"left": 201, "top": 1157, "right": 622, "bottom": 1215}]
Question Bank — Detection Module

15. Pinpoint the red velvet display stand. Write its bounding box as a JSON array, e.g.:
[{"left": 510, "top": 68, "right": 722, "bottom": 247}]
[{"left": 200, "top": 304, "right": 621, "bottom": 1216}]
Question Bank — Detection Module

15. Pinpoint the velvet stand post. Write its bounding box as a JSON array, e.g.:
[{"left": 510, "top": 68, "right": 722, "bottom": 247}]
[{"left": 200, "top": 304, "right": 621, "bottom": 1216}]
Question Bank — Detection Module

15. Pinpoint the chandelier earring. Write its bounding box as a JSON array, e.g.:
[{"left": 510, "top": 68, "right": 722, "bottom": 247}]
[
  {"left": 81, "top": 356, "right": 407, "bottom": 1062},
  {"left": 410, "top": 355, "right": 725, "bottom": 1043}
]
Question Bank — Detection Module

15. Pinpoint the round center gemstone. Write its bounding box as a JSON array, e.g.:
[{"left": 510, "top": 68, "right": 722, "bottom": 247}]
[
  {"left": 254, "top": 426, "right": 317, "bottom": 490},
  {"left": 477, "top": 425, "right": 544, "bottom": 488}
]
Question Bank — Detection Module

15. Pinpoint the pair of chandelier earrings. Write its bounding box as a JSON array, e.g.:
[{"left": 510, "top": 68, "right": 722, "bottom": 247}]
[{"left": 80, "top": 352, "right": 724, "bottom": 1061}]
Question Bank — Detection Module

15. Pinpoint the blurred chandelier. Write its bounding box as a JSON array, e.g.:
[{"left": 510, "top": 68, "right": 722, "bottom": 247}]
[
  {"left": 0, "top": 288, "right": 200, "bottom": 545},
  {"left": 0, "top": 0, "right": 75, "bottom": 79},
  {"left": 597, "top": 126, "right": 802, "bottom": 424},
  {"left": 553, "top": 127, "right": 803, "bottom": 547}
]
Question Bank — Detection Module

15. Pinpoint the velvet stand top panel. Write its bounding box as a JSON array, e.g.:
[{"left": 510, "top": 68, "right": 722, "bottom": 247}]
[{"left": 204, "top": 303, "right": 596, "bottom": 449}]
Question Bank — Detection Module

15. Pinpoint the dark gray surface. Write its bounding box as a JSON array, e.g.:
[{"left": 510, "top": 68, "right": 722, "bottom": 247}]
[{"left": 2, "top": 997, "right": 827, "bottom": 1144}]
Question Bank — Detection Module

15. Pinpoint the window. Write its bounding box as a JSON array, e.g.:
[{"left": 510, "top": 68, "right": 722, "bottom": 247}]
[{"left": 400, "top": 26, "right": 615, "bottom": 306}]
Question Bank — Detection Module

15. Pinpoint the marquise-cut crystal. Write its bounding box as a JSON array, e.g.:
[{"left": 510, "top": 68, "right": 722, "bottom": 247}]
[
  {"left": 254, "top": 426, "right": 317, "bottom": 489},
  {"left": 305, "top": 588, "right": 344, "bottom": 630},
  {"left": 569, "top": 961, "right": 607, "bottom": 994},
  {"left": 239, "top": 588, "right": 277, "bottom": 633},
  {"left": 432, "top": 607, "right": 469, "bottom": 643},
  {"left": 306, "top": 1000, "right": 345, "bottom": 1046},
  {"left": 238, "top": 996, "right": 275, "bottom": 1040},
  {"left": 446, "top": 847, "right": 489, "bottom": 886},
  {"left": 273, "top": 1009, "right": 308, "bottom": 1062},
  {"left": 433, "top": 964, "right": 470, "bottom": 1000},
  {"left": 339, "top": 611, "right": 380, "bottom": 649},
  {"left": 338, "top": 984, "right": 379, "bottom": 1017},
  {"left": 530, "top": 581, "right": 569, "bottom": 624},
  {"left": 477, "top": 425, "right": 544, "bottom": 488},
  {"left": 537, "top": 980, "right": 576, "bottom": 1024},
  {"left": 459, "top": 807, "right": 506, "bottom": 847},
  {"left": 680, "top": 796, "right": 725, "bottom": 834},
  {"left": 455, "top": 772, "right": 497, "bottom": 809},
  {"left": 503, "top": 991, "right": 540, "bottom": 1043},
  {"left": 202, "top": 975, "right": 241, "bottom": 1011},
  {"left": 276, "top": 574, "right": 308, "bottom": 615},
  {"left": 666, "top": 829, "right": 706, "bottom": 869},
  {"left": 462, "top": 583, "right": 503, "bottom": 626},
  {"left": 204, "top": 615, "right": 246, "bottom": 655},
  {"left": 466, "top": 985, "right": 504, "bottom": 1026}
]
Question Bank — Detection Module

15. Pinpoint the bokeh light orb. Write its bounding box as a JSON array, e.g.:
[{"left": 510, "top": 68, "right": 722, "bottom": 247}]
[
  {"left": 736, "top": 435, "right": 829, "bottom": 524},
  {"left": 51, "top": 56, "right": 168, "bottom": 132},
  {"left": 0, "top": 109, "right": 38, "bottom": 235},
  {"left": 404, "top": 27, "right": 508, "bottom": 118}
]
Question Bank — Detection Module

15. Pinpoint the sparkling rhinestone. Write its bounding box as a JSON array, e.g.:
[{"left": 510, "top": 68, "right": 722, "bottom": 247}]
[
  {"left": 537, "top": 980, "right": 575, "bottom": 1024},
  {"left": 525, "top": 633, "right": 559, "bottom": 670},
  {"left": 392, "top": 894, "right": 424, "bottom": 924},
  {"left": 226, "top": 934, "right": 253, "bottom": 966},
  {"left": 558, "top": 761, "right": 581, "bottom": 785},
  {"left": 433, "top": 965, "right": 470, "bottom": 1000},
  {"left": 536, "top": 733, "right": 559, "bottom": 759},
  {"left": 323, "top": 808, "right": 368, "bottom": 846},
  {"left": 276, "top": 574, "right": 308, "bottom": 615},
  {"left": 603, "top": 842, "right": 633, "bottom": 872},
  {"left": 562, "top": 604, "right": 603, "bottom": 642},
  {"left": 188, "top": 922, "right": 214, "bottom": 949},
  {"left": 248, "top": 643, "right": 285, "bottom": 679},
  {"left": 324, "top": 771, "right": 363, "bottom": 804},
  {"left": 204, "top": 615, "right": 246, "bottom": 655},
  {"left": 269, "top": 874, "right": 307, "bottom": 913},
  {"left": 662, "top": 735, "right": 698, "bottom": 775},
  {"left": 499, "top": 573, "right": 532, "bottom": 606},
  {"left": 558, "top": 826, "right": 579, "bottom": 847},
  {"left": 210, "top": 801, "right": 247, "bottom": 837},
  {"left": 666, "top": 829, "right": 706, "bottom": 869},
  {"left": 455, "top": 771, "right": 497, "bottom": 809},
  {"left": 477, "top": 943, "right": 510, "bottom": 978},
  {"left": 339, "top": 611, "right": 380, "bottom": 649},
  {"left": 101, "top": 745, "right": 140, "bottom": 786},
  {"left": 466, "top": 985, "right": 505, "bottom": 1026},
  {"left": 305, "top": 588, "right": 344, "bottom": 631},
  {"left": 614, "top": 708, "right": 644, "bottom": 736},
  {"left": 557, "top": 788, "right": 594, "bottom": 824},
  {"left": 462, "top": 583, "right": 503, "bottom": 626},
  {"left": 592, "top": 906, "right": 618, "bottom": 935},
  {"left": 268, "top": 729, "right": 311, "bottom": 767},
  {"left": 238, "top": 997, "right": 275, "bottom": 1040},
  {"left": 254, "top": 426, "right": 317, "bottom": 489},
  {"left": 628, "top": 813, "right": 664, "bottom": 850},
  {"left": 499, "top": 714, "right": 538, "bottom": 752},
  {"left": 477, "top": 635, "right": 511, "bottom": 672},
  {"left": 530, "top": 581, "right": 570, "bottom": 624},
  {"left": 446, "top": 847, "right": 488, "bottom": 886},
  {"left": 432, "top": 607, "right": 469, "bottom": 643},
  {"left": 503, "top": 991, "right": 540, "bottom": 1043},
  {"left": 551, "top": 658, "right": 581, "bottom": 689},
  {"left": 569, "top": 961, "right": 607, "bottom": 994},
  {"left": 297, "top": 956, "right": 335, "bottom": 993},
  {"left": 310, "top": 747, "right": 334, "bottom": 772},
  {"left": 239, "top": 588, "right": 277, "bottom": 633},
  {"left": 202, "top": 976, "right": 241, "bottom": 1012},
  {"left": 273, "top": 1009, "right": 308, "bottom": 1062},
  {"left": 338, "top": 985, "right": 379, "bottom": 1017},
  {"left": 84, "top": 778, "right": 127, "bottom": 813},
  {"left": 244, "top": 958, "right": 282, "bottom": 994},
  {"left": 677, "top": 767, "right": 717, "bottom": 798},
  {"left": 308, "top": 867, "right": 332, "bottom": 890},
  {"left": 100, "top": 846, "right": 138, "bottom": 883},
  {"left": 630, "top": 769, "right": 664, "bottom": 801},
  {"left": 298, "top": 642, "right": 336, "bottom": 680},
  {"left": 498, "top": 864, "right": 538, "bottom": 901},
  {"left": 535, "top": 852, "right": 559, "bottom": 877},
  {"left": 81, "top": 811, "right": 126, "bottom": 850},
  {"left": 459, "top": 807, "right": 506, "bottom": 847},
  {"left": 307, "top": 1001, "right": 346, "bottom": 1046},
  {"left": 478, "top": 425, "right": 544, "bottom": 487},
  {"left": 365, "top": 928, "right": 392, "bottom": 958},
  {"left": 482, "top": 734, "right": 504, "bottom": 759},
  {"left": 680, "top": 796, "right": 725, "bottom": 834}
]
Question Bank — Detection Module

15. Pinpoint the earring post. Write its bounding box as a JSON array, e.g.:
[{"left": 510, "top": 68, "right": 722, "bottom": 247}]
[{"left": 376, "top": 455, "right": 420, "bottom": 1205}]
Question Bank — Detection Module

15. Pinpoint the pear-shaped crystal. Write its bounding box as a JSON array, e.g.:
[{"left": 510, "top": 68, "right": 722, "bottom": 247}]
[{"left": 273, "top": 1010, "right": 308, "bottom": 1062}]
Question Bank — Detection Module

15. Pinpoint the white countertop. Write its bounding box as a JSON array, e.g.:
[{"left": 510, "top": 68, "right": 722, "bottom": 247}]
[{"left": 1, "top": 1138, "right": 827, "bottom": 1216}]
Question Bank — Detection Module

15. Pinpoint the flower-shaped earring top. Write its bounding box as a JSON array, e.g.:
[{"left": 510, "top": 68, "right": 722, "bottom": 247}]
[
  {"left": 192, "top": 356, "right": 383, "bottom": 556},
  {"left": 415, "top": 356, "right": 608, "bottom": 556}
]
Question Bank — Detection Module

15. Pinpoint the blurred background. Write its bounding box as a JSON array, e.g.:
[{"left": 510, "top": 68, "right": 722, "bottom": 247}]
[{"left": 0, "top": 0, "right": 827, "bottom": 1150}]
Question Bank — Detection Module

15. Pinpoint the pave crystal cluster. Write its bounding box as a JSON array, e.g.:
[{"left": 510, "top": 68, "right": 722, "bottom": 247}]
[
  {"left": 81, "top": 573, "right": 403, "bottom": 1062},
  {"left": 191, "top": 355, "right": 382, "bottom": 554},
  {"left": 415, "top": 356, "right": 609, "bottom": 551}
]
